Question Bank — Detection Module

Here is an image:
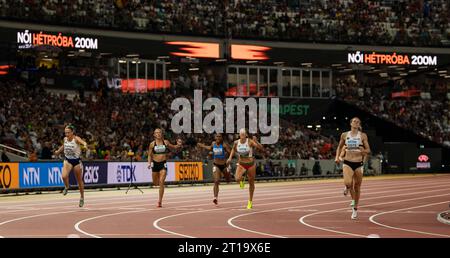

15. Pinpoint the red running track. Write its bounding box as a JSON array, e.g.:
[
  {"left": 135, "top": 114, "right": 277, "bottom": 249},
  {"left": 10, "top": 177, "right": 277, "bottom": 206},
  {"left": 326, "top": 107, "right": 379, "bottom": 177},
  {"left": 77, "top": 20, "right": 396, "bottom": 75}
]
[{"left": 0, "top": 174, "right": 449, "bottom": 238}]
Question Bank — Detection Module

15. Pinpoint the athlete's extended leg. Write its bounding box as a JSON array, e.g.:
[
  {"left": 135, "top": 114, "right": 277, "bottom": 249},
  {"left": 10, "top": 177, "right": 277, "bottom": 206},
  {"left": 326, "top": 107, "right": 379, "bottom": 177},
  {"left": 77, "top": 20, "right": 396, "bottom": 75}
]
[
  {"left": 213, "top": 166, "right": 221, "bottom": 205},
  {"left": 158, "top": 169, "right": 167, "bottom": 207},
  {"left": 353, "top": 168, "right": 363, "bottom": 208},
  {"left": 73, "top": 163, "right": 85, "bottom": 207},
  {"left": 235, "top": 165, "right": 246, "bottom": 185},
  {"left": 62, "top": 161, "right": 73, "bottom": 195},
  {"left": 342, "top": 164, "right": 355, "bottom": 199},
  {"left": 246, "top": 165, "right": 256, "bottom": 209}
]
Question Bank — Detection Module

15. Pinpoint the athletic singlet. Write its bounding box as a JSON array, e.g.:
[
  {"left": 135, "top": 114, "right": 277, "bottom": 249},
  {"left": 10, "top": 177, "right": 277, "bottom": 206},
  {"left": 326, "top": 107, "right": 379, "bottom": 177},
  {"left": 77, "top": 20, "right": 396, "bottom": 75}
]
[
  {"left": 212, "top": 143, "right": 225, "bottom": 159},
  {"left": 152, "top": 141, "right": 167, "bottom": 154},
  {"left": 236, "top": 138, "right": 253, "bottom": 158},
  {"left": 345, "top": 131, "right": 363, "bottom": 152},
  {"left": 64, "top": 137, "right": 81, "bottom": 159}
]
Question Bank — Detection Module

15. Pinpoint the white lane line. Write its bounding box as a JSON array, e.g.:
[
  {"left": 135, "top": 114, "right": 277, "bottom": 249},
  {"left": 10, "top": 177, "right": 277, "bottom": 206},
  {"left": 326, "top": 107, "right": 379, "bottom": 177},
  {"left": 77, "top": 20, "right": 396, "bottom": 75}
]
[
  {"left": 0, "top": 210, "right": 79, "bottom": 238},
  {"left": 1, "top": 176, "right": 444, "bottom": 208},
  {"left": 369, "top": 201, "right": 450, "bottom": 237},
  {"left": 299, "top": 193, "right": 450, "bottom": 238},
  {"left": 157, "top": 182, "right": 450, "bottom": 238},
  {"left": 226, "top": 185, "right": 450, "bottom": 238}
]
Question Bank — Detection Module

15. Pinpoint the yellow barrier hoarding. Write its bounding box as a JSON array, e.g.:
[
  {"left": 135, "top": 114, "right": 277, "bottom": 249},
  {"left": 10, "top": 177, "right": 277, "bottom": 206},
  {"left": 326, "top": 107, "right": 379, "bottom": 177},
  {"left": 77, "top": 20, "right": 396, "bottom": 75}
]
[
  {"left": 0, "top": 163, "right": 19, "bottom": 189},
  {"left": 175, "top": 162, "right": 203, "bottom": 181}
]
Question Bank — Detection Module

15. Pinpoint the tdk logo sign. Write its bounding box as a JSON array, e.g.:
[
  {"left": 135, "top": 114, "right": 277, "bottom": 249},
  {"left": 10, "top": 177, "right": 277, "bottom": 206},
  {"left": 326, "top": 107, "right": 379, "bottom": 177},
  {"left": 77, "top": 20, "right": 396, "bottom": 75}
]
[
  {"left": 116, "top": 165, "right": 136, "bottom": 182},
  {"left": 84, "top": 166, "right": 99, "bottom": 183}
]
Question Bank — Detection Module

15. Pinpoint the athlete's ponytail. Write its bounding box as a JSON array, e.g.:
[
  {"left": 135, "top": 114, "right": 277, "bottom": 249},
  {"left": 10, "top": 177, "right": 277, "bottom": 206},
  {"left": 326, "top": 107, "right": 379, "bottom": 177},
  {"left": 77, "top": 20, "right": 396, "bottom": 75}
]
[
  {"left": 239, "top": 128, "right": 248, "bottom": 137},
  {"left": 65, "top": 124, "right": 75, "bottom": 132}
]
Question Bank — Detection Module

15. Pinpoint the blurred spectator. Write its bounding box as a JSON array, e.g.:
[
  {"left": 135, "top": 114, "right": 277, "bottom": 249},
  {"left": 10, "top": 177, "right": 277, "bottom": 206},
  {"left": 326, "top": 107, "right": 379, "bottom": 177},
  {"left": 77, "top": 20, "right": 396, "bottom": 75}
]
[
  {"left": 28, "top": 148, "right": 38, "bottom": 162},
  {"left": 312, "top": 160, "right": 322, "bottom": 175},
  {"left": 1, "top": 151, "right": 10, "bottom": 162},
  {"left": 300, "top": 162, "right": 308, "bottom": 176},
  {"left": 335, "top": 76, "right": 450, "bottom": 147},
  {"left": 0, "top": 0, "right": 448, "bottom": 46},
  {"left": 40, "top": 141, "right": 53, "bottom": 159},
  {"left": 0, "top": 78, "right": 337, "bottom": 161}
]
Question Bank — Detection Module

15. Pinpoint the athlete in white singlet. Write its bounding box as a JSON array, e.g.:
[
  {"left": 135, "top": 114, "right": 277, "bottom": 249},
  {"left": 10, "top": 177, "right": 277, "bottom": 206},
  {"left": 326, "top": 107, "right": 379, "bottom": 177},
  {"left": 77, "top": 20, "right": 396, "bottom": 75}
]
[
  {"left": 54, "top": 124, "right": 88, "bottom": 207},
  {"left": 227, "top": 129, "right": 264, "bottom": 209},
  {"left": 335, "top": 117, "right": 371, "bottom": 219}
]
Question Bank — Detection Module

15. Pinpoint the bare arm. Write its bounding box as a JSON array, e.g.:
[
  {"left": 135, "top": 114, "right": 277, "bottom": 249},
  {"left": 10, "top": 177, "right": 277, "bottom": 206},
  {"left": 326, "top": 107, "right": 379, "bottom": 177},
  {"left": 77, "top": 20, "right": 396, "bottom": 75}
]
[
  {"left": 251, "top": 136, "right": 264, "bottom": 152},
  {"left": 224, "top": 143, "right": 232, "bottom": 154},
  {"left": 165, "top": 139, "right": 182, "bottom": 150},
  {"left": 226, "top": 141, "right": 237, "bottom": 165},
  {"left": 360, "top": 133, "right": 371, "bottom": 156},
  {"left": 75, "top": 136, "right": 88, "bottom": 148},
  {"left": 197, "top": 142, "right": 213, "bottom": 151},
  {"left": 54, "top": 144, "right": 64, "bottom": 156},
  {"left": 335, "top": 133, "right": 346, "bottom": 163},
  {"left": 148, "top": 142, "right": 154, "bottom": 168}
]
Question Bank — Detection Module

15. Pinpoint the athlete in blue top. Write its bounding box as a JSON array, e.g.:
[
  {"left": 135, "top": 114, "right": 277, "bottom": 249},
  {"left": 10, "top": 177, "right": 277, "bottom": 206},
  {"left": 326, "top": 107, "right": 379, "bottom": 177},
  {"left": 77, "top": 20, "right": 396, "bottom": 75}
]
[{"left": 198, "top": 133, "right": 231, "bottom": 205}]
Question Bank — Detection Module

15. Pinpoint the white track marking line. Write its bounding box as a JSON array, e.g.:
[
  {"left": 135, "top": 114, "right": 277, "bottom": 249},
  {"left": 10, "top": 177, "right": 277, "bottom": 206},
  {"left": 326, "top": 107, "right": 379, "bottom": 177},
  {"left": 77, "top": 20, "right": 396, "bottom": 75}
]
[
  {"left": 299, "top": 193, "right": 450, "bottom": 238},
  {"left": 369, "top": 201, "right": 450, "bottom": 237},
  {"left": 156, "top": 183, "right": 450, "bottom": 238},
  {"left": 1, "top": 175, "right": 444, "bottom": 208},
  {"left": 2, "top": 179, "right": 449, "bottom": 238},
  {"left": 76, "top": 180, "right": 432, "bottom": 238},
  {"left": 225, "top": 186, "right": 450, "bottom": 238},
  {"left": 0, "top": 210, "right": 78, "bottom": 238}
]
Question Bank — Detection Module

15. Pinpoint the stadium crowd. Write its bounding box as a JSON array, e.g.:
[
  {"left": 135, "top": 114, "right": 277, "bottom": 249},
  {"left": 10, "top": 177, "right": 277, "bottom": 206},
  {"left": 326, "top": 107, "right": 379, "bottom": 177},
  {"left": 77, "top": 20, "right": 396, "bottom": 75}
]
[
  {"left": 335, "top": 76, "right": 450, "bottom": 147},
  {"left": 0, "top": 0, "right": 448, "bottom": 46},
  {"left": 0, "top": 78, "right": 337, "bottom": 161}
]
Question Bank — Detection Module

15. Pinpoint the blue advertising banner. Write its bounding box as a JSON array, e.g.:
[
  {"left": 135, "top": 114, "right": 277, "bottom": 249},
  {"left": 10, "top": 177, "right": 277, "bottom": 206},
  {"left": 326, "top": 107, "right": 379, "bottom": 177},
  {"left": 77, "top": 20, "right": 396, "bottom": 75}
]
[
  {"left": 69, "top": 161, "right": 108, "bottom": 186},
  {"left": 19, "top": 162, "right": 64, "bottom": 188}
]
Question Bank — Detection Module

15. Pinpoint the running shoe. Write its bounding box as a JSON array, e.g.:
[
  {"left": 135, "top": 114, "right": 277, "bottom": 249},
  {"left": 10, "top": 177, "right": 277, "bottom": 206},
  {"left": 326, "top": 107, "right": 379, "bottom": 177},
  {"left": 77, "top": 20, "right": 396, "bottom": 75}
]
[
  {"left": 247, "top": 200, "right": 252, "bottom": 209},
  {"left": 240, "top": 179, "right": 245, "bottom": 189},
  {"left": 351, "top": 207, "right": 358, "bottom": 220},
  {"left": 62, "top": 187, "right": 68, "bottom": 196},
  {"left": 343, "top": 187, "right": 349, "bottom": 196},
  {"left": 157, "top": 201, "right": 162, "bottom": 208},
  {"left": 213, "top": 198, "right": 218, "bottom": 205},
  {"left": 79, "top": 198, "right": 84, "bottom": 208}
]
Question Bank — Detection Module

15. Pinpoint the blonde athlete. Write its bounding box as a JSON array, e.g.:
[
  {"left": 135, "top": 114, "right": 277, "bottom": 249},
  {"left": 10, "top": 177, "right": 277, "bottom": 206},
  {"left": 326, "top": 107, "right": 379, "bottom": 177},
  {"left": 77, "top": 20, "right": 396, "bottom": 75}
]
[{"left": 227, "top": 129, "right": 264, "bottom": 209}]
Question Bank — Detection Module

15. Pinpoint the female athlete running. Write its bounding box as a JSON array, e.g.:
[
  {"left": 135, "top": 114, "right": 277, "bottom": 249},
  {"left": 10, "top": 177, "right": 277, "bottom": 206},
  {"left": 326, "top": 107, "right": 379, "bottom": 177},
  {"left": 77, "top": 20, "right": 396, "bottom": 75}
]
[
  {"left": 335, "top": 117, "right": 371, "bottom": 219},
  {"left": 198, "top": 133, "right": 231, "bottom": 205},
  {"left": 54, "top": 124, "right": 88, "bottom": 207},
  {"left": 227, "top": 129, "right": 265, "bottom": 209}
]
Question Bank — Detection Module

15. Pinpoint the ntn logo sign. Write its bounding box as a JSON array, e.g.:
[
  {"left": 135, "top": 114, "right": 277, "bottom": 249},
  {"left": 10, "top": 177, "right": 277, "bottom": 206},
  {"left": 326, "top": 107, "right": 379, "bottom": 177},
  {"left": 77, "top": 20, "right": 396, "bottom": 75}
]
[{"left": 19, "top": 163, "right": 64, "bottom": 187}]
